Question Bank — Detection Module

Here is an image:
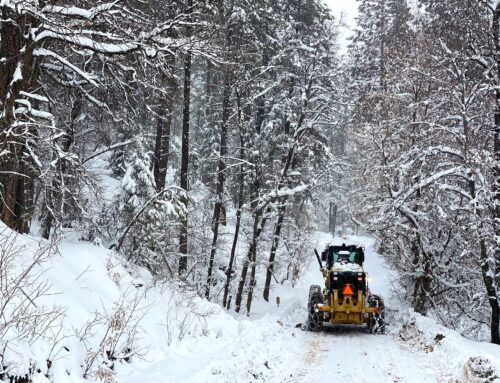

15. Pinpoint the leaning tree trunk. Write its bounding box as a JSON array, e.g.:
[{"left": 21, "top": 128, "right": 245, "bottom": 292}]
[
  {"left": 263, "top": 199, "right": 287, "bottom": 302},
  {"left": 223, "top": 167, "right": 243, "bottom": 308},
  {"left": 235, "top": 142, "right": 265, "bottom": 314},
  {"left": 262, "top": 76, "right": 297, "bottom": 302},
  {"left": 234, "top": 51, "right": 267, "bottom": 313},
  {"left": 235, "top": 208, "right": 270, "bottom": 313}
]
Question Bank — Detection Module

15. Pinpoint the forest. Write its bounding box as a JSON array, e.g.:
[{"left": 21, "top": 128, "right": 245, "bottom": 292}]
[{"left": 0, "top": 2, "right": 499, "bottom": 378}]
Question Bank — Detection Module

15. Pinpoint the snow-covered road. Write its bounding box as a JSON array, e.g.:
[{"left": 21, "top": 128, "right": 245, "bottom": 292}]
[
  {"left": 287, "top": 329, "right": 441, "bottom": 383},
  {"left": 264, "top": 234, "right": 454, "bottom": 383}
]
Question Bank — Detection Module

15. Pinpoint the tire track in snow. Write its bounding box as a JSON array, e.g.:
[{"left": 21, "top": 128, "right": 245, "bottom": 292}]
[
  {"left": 283, "top": 326, "right": 446, "bottom": 383},
  {"left": 282, "top": 333, "right": 326, "bottom": 383}
]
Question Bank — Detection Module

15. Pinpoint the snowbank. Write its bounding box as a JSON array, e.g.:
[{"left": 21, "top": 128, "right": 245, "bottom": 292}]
[{"left": 0, "top": 225, "right": 241, "bottom": 383}]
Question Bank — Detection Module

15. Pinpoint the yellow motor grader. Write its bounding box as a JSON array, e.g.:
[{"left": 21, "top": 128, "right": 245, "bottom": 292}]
[{"left": 306, "top": 243, "right": 385, "bottom": 333}]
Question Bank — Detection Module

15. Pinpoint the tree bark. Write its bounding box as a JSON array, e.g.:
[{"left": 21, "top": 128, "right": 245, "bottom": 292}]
[
  {"left": 154, "top": 57, "right": 176, "bottom": 191},
  {"left": 480, "top": 238, "right": 500, "bottom": 344},
  {"left": 223, "top": 174, "right": 243, "bottom": 308},
  {"left": 379, "top": 0, "right": 387, "bottom": 91},
  {"left": 0, "top": 9, "right": 38, "bottom": 233},
  {"left": 329, "top": 202, "right": 338, "bottom": 236},
  {"left": 235, "top": 208, "right": 270, "bottom": 313},
  {"left": 489, "top": 3, "right": 500, "bottom": 344},
  {"left": 201, "top": 59, "right": 215, "bottom": 185},
  {"left": 263, "top": 200, "right": 287, "bottom": 302},
  {"left": 223, "top": 89, "right": 246, "bottom": 308},
  {"left": 179, "top": 0, "right": 193, "bottom": 274}
]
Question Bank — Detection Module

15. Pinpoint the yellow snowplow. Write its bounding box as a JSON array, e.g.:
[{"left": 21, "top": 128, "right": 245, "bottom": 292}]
[{"left": 306, "top": 243, "right": 385, "bottom": 333}]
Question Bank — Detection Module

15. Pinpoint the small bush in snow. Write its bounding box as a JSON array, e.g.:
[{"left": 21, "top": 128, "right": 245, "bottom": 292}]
[{"left": 0, "top": 231, "right": 63, "bottom": 381}]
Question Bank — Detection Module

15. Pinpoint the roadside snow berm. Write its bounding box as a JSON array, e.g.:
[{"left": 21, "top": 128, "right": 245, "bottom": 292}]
[{"left": 306, "top": 242, "right": 385, "bottom": 333}]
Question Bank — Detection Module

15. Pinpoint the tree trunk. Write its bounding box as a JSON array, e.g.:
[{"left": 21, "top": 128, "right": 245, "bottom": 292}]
[
  {"left": 263, "top": 200, "right": 287, "bottom": 302},
  {"left": 239, "top": 99, "right": 264, "bottom": 313},
  {"left": 379, "top": 0, "right": 387, "bottom": 91},
  {"left": 414, "top": 253, "right": 431, "bottom": 316},
  {"left": 179, "top": 0, "right": 193, "bottom": 274},
  {"left": 490, "top": 3, "right": 500, "bottom": 344},
  {"left": 405, "top": 214, "right": 429, "bottom": 316},
  {"left": 246, "top": 239, "right": 258, "bottom": 313},
  {"left": 234, "top": 51, "right": 267, "bottom": 312},
  {"left": 223, "top": 177, "right": 243, "bottom": 308},
  {"left": 329, "top": 202, "right": 338, "bottom": 236},
  {"left": 243, "top": 75, "right": 313, "bottom": 312},
  {"left": 154, "top": 58, "right": 175, "bottom": 191},
  {"left": 480, "top": 238, "right": 500, "bottom": 344},
  {"left": 223, "top": 90, "right": 246, "bottom": 308},
  {"left": 201, "top": 59, "right": 215, "bottom": 185},
  {"left": 0, "top": 9, "right": 38, "bottom": 233},
  {"left": 235, "top": 208, "right": 270, "bottom": 313},
  {"left": 154, "top": 116, "right": 170, "bottom": 191}
]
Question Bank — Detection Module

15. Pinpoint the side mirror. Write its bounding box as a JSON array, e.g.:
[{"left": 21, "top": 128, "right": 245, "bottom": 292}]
[
  {"left": 321, "top": 250, "right": 327, "bottom": 262},
  {"left": 314, "top": 249, "right": 323, "bottom": 269}
]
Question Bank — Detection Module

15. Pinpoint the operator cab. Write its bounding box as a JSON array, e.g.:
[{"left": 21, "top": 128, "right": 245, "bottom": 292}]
[
  {"left": 321, "top": 243, "right": 365, "bottom": 269},
  {"left": 320, "top": 243, "right": 367, "bottom": 297}
]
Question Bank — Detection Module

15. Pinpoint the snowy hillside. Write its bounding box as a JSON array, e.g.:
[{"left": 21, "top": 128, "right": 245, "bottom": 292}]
[{"left": 1, "top": 228, "right": 498, "bottom": 383}]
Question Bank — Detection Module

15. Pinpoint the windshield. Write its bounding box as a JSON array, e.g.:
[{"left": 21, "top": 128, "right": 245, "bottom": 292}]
[{"left": 333, "top": 250, "right": 358, "bottom": 264}]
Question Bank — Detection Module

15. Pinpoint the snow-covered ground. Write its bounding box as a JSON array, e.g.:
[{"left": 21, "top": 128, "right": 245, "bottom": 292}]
[{"left": 1, "top": 229, "right": 499, "bottom": 383}]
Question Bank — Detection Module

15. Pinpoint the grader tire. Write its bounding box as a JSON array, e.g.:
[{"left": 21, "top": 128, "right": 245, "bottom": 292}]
[
  {"left": 306, "top": 285, "right": 324, "bottom": 331},
  {"left": 367, "top": 294, "right": 386, "bottom": 334}
]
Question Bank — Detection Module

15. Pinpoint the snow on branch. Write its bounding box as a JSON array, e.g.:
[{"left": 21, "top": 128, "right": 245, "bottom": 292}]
[
  {"left": 34, "top": 31, "right": 139, "bottom": 55},
  {"left": 34, "top": 48, "right": 99, "bottom": 86},
  {"left": 394, "top": 166, "right": 465, "bottom": 205},
  {"left": 41, "top": 2, "right": 120, "bottom": 20},
  {"left": 19, "top": 91, "right": 49, "bottom": 103},
  {"left": 83, "top": 141, "right": 133, "bottom": 164},
  {"left": 258, "top": 184, "right": 311, "bottom": 210}
]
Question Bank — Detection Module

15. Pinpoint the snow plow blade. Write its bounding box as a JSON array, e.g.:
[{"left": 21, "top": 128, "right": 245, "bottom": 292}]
[{"left": 316, "top": 290, "right": 380, "bottom": 325}]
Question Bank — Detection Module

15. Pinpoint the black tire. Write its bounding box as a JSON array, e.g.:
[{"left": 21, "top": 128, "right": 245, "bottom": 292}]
[
  {"left": 367, "top": 294, "right": 385, "bottom": 334},
  {"left": 306, "top": 285, "right": 324, "bottom": 331}
]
